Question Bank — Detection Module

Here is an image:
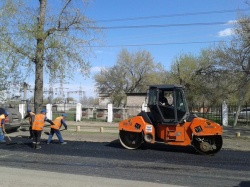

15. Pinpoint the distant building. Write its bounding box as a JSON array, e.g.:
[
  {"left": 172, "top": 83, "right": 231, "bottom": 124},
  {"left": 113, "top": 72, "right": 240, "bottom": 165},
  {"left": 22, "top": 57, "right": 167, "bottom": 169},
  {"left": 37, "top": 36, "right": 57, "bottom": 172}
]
[
  {"left": 98, "top": 93, "right": 111, "bottom": 106},
  {"left": 126, "top": 93, "right": 147, "bottom": 106},
  {"left": 126, "top": 93, "right": 147, "bottom": 117},
  {"left": 98, "top": 92, "right": 147, "bottom": 107}
]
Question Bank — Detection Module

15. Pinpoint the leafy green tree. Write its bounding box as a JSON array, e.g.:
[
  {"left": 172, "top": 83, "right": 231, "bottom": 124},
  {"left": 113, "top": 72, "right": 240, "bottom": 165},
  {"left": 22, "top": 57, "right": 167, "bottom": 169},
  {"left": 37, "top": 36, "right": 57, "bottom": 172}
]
[
  {"left": 215, "top": 17, "right": 250, "bottom": 126},
  {"left": 167, "top": 53, "right": 200, "bottom": 104},
  {"left": 194, "top": 16, "right": 250, "bottom": 126},
  {"left": 0, "top": 0, "right": 100, "bottom": 112},
  {"left": 195, "top": 49, "right": 234, "bottom": 105},
  {"left": 167, "top": 52, "right": 213, "bottom": 105},
  {"left": 168, "top": 48, "right": 234, "bottom": 107},
  {"left": 95, "top": 49, "right": 166, "bottom": 106}
]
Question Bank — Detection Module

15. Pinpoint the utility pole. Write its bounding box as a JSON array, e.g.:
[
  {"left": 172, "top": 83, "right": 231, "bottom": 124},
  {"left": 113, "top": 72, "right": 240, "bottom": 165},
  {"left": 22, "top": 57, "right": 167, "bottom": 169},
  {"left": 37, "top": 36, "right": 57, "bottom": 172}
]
[
  {"left": 59, "top": 79, "right": 64, "bottom": 99},
  {"left": 23, "top": 82, "right": 28, "bottom": 101},
  {"left": 22, "top": 82, "right": 34, "bottom": 101},
  {"left": 48, "top": 76, "right": 54, "bottom": 103},
  {"left": 78, "top": 85, "right": 84, "bottom": 102}
]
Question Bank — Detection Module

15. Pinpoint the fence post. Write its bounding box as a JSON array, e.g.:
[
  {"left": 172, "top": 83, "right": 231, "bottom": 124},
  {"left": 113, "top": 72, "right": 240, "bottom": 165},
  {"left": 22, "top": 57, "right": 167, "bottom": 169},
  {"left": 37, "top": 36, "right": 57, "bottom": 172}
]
[
  {"left": 141, "top": 101, "right": 147, "bottom": 112},
  {"left": 76, "top": 103, "right": 82, "bottom": 122},
  {"left": 46, "top": 104, "right": 53, "bottom": 120},
  {"left": 19, "top": 104, "right": 25, "bottom": 119},
  {"left": 221, "top": 101, "right": 228, "bottom": 126},
  {"left": 107, "top": 103, "right": 113, "bottom": 122}
]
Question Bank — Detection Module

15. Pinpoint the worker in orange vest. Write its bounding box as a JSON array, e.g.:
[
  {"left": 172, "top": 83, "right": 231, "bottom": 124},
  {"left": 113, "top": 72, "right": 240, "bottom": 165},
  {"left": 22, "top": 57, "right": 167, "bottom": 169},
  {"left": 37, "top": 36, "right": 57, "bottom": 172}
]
[
  {"left": 32, "top": 109, "right": 54, "bottom": 149},
  {"left": 47, "top": 114, "right": 67, "bottom": 145},
  {"left": 0, "top": 111, "right": 9, "bottom": 143},
  {"left": 24, "top": 109, "right": 35, "bottom": 139}
]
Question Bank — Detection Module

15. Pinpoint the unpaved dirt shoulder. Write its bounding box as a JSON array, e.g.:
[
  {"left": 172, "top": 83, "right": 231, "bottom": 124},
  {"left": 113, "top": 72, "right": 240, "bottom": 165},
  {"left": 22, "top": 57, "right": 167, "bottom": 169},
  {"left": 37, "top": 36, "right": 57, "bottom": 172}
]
[
  {"left": 221, "top": 136, "right": 250, "bottom": 151},
  {"left": 61, "top": 131, "right": 119, "bottom": 143}
]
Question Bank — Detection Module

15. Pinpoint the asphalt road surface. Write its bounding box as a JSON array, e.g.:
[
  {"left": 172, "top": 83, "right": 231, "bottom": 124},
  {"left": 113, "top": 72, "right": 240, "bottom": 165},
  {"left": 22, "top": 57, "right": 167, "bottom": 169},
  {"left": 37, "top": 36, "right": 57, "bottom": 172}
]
[{"left": 0, "top": 135, "right": 250, "bottom": 187}]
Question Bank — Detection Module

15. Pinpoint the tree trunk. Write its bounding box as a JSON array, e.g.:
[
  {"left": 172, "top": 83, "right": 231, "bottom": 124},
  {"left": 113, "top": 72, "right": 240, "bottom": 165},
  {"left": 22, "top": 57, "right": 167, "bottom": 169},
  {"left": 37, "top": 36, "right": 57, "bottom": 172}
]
[
  {"left": 34, "top": 0, "right": 47, "bottom": 113},
  {"left": 233, "top": 75, "right": 249, "bottom": 127}
]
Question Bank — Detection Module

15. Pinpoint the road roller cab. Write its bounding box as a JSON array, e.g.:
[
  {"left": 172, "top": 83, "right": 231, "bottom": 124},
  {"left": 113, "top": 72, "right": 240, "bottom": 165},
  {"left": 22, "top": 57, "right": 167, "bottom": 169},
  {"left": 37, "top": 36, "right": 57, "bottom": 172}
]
[{"left": 119, "top": 84, "right": 223, "bottom": 155}]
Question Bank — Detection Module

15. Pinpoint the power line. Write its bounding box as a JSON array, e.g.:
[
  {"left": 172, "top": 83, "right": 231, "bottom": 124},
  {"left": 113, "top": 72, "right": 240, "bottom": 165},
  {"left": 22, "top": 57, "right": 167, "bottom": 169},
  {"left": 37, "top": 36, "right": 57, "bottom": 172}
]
[
  {"left": 0, "top": 21, "right": 233, "bottom": 34},
  {"left": 95, "top": 8, "right": 250, "bottom": 23},
  {"left": 1, "top": 7, "right": 247, "bottom": 31},
  {"left": 2, "top": 7, "right": 247, "bottom": 29},
  {"left": 89, "top": 40, "right": 230, "bottom": 47},
  {"left": 94, "top": 21, "right": 230, "bottom": 30}
]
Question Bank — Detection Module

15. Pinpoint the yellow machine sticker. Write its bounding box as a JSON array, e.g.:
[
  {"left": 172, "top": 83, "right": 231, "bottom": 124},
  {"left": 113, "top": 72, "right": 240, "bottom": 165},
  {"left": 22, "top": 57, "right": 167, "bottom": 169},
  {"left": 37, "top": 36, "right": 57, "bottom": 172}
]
[{"left": 146, "top": 125, "right": 153, "bottom": 132}]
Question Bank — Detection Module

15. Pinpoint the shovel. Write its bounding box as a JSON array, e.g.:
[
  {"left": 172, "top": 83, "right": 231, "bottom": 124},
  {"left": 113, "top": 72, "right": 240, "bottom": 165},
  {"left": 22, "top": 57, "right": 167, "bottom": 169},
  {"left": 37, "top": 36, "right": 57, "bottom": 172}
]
[
  {"left": 4, "top": 132, "right": 14, "bottom": 145},
  {"left": 44, "top": 128, "right": 66, "bottom": 136},
  {"left": 4, "top": 132, "right": 23, "bottom": 145},
  {"left": 5, "top": 133, "right": 12, "bottom": 142}
]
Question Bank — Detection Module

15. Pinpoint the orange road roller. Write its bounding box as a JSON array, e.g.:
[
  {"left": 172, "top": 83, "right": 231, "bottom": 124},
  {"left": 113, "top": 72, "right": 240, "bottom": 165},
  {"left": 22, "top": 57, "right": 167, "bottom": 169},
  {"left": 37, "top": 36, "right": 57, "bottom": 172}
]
[{"left": 119, "top": 84, "right": 223, "bottom": 155}]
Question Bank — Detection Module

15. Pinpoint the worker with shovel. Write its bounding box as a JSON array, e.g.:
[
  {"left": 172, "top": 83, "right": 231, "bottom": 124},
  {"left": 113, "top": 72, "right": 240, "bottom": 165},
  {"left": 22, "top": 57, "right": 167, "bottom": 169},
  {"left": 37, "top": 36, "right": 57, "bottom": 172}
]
[
  {"left": 24, "top": 109, "right": 35, "bottom": 139},
  {"left": 47, "top": 113, "right": 67, "bottom": 145},
  {"left": 0, "top": 111, "right": 9, "bottom": 143},
  {"left": 32, "top": 109, "right": 54, "bottom": 149}
]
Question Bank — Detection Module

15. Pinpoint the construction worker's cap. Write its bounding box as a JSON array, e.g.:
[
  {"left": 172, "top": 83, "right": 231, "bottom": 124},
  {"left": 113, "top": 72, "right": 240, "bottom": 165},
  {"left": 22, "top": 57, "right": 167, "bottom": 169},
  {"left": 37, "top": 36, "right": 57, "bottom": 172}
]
[
  {"left": 41, "top": 109, "right": 46, "bottom": 113},
  {"left": 5, "top": 111, "right": 9, "bottom": 116},
  {"left": 62, "top": 113, "right": 66, "bottom": 117},
  {"left": 27, "top": 109, "right": 31, "bottom": 112}
]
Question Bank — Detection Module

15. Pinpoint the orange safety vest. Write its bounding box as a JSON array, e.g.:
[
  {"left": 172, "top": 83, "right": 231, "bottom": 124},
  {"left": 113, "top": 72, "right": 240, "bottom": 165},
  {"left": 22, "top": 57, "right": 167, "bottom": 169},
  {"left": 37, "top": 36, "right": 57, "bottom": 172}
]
[
  {"left": 32, "top": 114, "right": 46, "bottom": 131},
  {"left": 51, "top": 116, "right": 63, "bottom": 130},
  {"left": 0, "top": 114, "right": 5, "bottom": 128},
  {"left": 28, "top": 112, "right": 36, "bottom": 125}
]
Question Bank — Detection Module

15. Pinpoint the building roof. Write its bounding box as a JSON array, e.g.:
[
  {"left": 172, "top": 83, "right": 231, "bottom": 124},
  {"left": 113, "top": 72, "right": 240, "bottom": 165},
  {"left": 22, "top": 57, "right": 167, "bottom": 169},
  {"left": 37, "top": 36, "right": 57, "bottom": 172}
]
[
  {"left": 149, "top": 84, "right": 183, "bottom": 89},
  {"left": 126, "top": 93, "right": 146, "bottom": 96}
]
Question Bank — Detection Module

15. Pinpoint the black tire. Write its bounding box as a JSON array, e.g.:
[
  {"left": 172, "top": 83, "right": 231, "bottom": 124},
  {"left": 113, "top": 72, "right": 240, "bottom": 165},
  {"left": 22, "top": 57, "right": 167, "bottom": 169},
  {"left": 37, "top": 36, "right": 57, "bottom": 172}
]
[
  {"left": 119, "top": 130, "right": 143, "bottom": 150},
  {"left": 192, "top": 135, "right": 223, "bottom": 155}
]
